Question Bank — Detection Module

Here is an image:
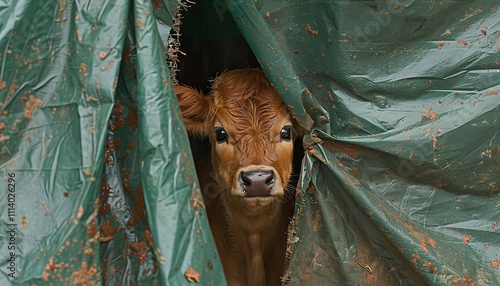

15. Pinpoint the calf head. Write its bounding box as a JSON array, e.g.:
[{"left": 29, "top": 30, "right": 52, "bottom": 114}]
[{"left": 175, "top": 69, "right": 296, "bottom": 216}]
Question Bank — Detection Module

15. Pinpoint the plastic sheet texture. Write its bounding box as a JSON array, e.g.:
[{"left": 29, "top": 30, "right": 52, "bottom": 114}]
[
  {"left": 0, "top": 0, "right": 224, "bottom": 285},
  {"left": 228, "top": 0, "right": 500, "bottom": 285},
  {"left": 0, "top": 0, "right": 499, "bottom": 285}
]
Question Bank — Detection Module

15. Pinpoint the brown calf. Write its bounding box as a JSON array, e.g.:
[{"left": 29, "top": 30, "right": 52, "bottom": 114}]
[{"left": 175, "top": 69, "right": 297, "bottom": 286}]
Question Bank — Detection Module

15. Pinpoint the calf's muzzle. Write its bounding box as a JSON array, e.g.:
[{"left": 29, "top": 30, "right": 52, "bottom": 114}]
[{"left": 239, "top": 169, "right": 275, "bottom": 197}]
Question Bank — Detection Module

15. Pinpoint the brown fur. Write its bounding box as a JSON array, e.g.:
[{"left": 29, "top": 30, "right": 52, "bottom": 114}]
[{"left": 175, "top": 69, "right": 296, "bottom": 286}]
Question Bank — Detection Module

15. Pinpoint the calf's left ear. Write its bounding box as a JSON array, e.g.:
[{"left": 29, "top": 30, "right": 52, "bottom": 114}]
[{"left": 174, "top": 85, "right": 213, "bottom": 137}]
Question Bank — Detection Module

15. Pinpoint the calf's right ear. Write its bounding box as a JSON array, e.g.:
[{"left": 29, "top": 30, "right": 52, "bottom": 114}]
[{"left": 174, "top": 85, "right": 213, "bottom": 136}]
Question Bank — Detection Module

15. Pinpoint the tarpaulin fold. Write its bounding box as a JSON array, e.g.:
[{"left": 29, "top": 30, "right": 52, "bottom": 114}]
[
  {"left": 0, "top": 0, "right": 224, "bottom": 285},
  {"left": 227, "top": 0, "right": 500, "bottom": 285}
]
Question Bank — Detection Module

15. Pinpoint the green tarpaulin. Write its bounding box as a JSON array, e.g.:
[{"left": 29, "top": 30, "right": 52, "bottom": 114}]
[{"left": 0, "top": 0, "right": 499, "bottom": 285}]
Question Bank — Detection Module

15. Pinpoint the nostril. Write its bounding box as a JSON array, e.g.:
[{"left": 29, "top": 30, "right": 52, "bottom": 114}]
[
  {"left": 265, "top": 174, "right": 274, "bottom": 186},
  {"left": 240, "top": 172, "right": 251, "bottom": 187}
]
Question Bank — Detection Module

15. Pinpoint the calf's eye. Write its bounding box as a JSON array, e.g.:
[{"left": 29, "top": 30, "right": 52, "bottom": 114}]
[
  {"left": 213, "top": 127, "right": 228, "bottom": 144},
  {"left": 280, "top": 126, "right": 292, "bottom": 141}
]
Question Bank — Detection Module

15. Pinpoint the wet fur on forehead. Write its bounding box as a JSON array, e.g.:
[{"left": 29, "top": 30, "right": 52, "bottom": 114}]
[{"left": 210, "top": 69, "right": 289, "bottom": 142}]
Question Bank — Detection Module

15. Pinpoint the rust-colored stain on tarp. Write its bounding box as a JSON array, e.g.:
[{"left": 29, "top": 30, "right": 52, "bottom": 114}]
[
  {"left": 324, "top": 141, "right": 361, "bottom": 177},
  {"left": 306, "top": 183, "right": 315, "bottom": 194},
  {"left": 128, "top": 139, "right": 137, "bottom": 150},
  {"left": 24, "top": 95, "right": 42, "bottom": 119},
  {"left": 113, "top": 102, "right": 125, "bottom": 130},
  {"left": 104, "top": 130, "right": 115, "bottom": 165},
  {"left": 86, "top": 217, "right": 98, "bottom": 239},
  {"left": 305, "top": 24, "right": 318, "bottom": 35},
  {"left": 145, "top": 228, "right": 161, "bottom": 271},
  {"left": 136, "top": 18, "right": 143, "bottom": 29},
  {"left": 124, "top": 183, "right": 147, "bottom": 227},
  {"left": 79, "top": 63, "right": 88, "bottom": 76},
  {"left": 100, "top": 220, "right": 122, "bottom": 242},
  {"left": 126, "top": 104, "right": 139, "bottom": 133},
  {"left": 21, "top": 215, "right": 29, "bottom": 229},
  {"left": 484, "top": 147, "right": 500, "bottom": 165},
  {"left": 42, "top": 258, "right": 65, "bottom": 281},
  {"left": 313, "top": 210, "right": 323, "bottom": 231},
  {"left": 330, "top": 141, "right": 359, "bottom": 159},
  {"left": 462, "top": 235, "right": 472, "bottom": 245},
  {"left": 72, "top": 262, "right": 98, "bottom": 285},
  {"left": 127, "top": 241, "right": 148, "bottom": 264},
  {"left": 42, "top": 259, "right": 99, "bottom": 285},
  {"left": 185, "top": 267, "right": 201, "bottom": 282},
  {"left": 449, "top": 275, "right": 478, "bottom": 286},
  {"left": 490, "top": 259, "right": 499, "bottom": 269},
  {"left": 8, "top": 78, "right": 19, "bottom": 98},
  {"left": 412, "top": 254, "right": 439, "bottom": 275},
  {"left": 492, "top": 221, "right": 499, "bottom": 229},
  {"left": 420, "top": 108, "right": 438, "bottom": 122},
  {"left": 99, "top": 178, "right": 111, "bottom": 216},
  {"left": 0, "top": 134, "right": 10, "bottom": 142},
  {"left": 422, "top": 261, "right": 437, "bottom": 274},
  {"left": 152, "top": 0, "right": 162, "bottom": 9},
  {"left": 404, "top": 220, "right": 437, "bottom": 254}
]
